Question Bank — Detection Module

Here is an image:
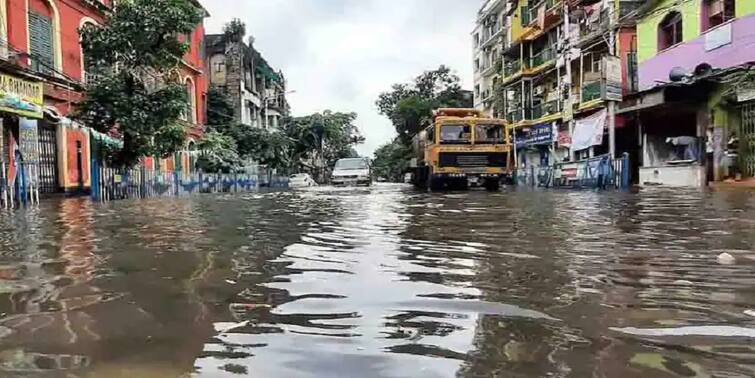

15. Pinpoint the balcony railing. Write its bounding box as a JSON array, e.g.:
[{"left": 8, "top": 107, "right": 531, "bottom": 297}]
[
  {"left": 504, "top": 60, "right": 522, "bottom": 77},
  {"left": 521, "top": 6, "right": 530, "bottom": 26},
  {"left": 580, "top": 8, "right": 610, "bottom": 43},
  {"left": 530, "top": 100, "right": 560, "bottom": 119},
  {"left": 507, "top": 108, "right": 525, "bottom": 123},
  {"left": 528, "top": 0, "right": 561, "bottom": 26},
  {"left": 530, "top": 48, "right": 555, "bottom": 68},
  {"left": 581, "top": 81, "right": 602, "bottom": 103}
]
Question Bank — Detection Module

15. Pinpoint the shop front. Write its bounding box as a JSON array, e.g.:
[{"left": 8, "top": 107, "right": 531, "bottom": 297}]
[{"left": 0, "top": 71, "right": 45, "bottom": 206}]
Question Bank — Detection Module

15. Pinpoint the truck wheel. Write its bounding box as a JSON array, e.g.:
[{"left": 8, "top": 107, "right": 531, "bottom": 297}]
[{"left": 484, "top": 179, "right": 500, "bottom": 191}]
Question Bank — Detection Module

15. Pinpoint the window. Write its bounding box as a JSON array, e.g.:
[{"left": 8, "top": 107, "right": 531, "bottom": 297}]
[
  {"left": 703, "top": 0, "right": 735, "bottom": 31},
  {"left": 183, "top": 78, "right": 196, "bottom": 123},
  {"left": 29, "top": 11, "right": 54, "bottom": 74},
  {"left": 475, "top": 124, "right": 504, "bottom": 144},
  {"left": 658, "top": 11, "right": 683, "bottom": 51},
  {"left": 440, "top": 124, "right": 471, "bottom": 144}
]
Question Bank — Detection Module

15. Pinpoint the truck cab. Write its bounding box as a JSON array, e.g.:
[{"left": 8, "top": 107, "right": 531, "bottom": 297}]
[{"left": 412, "top": 108, "right": 511, "bottom": 190}]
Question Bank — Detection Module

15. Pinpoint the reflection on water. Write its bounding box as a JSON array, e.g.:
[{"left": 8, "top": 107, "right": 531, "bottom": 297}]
[{"left": 1, "top": 186, "right": 755, "bottom": 377}]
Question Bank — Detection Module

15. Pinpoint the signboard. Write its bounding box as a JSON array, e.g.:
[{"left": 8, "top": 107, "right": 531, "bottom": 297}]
[
  {"left": 601, "top": 56, "right": 623, "bottom": 102},
  {"left": 558, "top": 130, "right": 572, "bottom": 147},
  {"left": 705, "top": 22, "right": 732, "bottom": 51},
  {"left": 737, "top": 87, "right": 755, "bottom": 103},
  {"left": 516, "top": 123, "right": 552, "bottom": 149},
  {"left": 19, "top": 118, "right": 39, "bottom": 164},
  {"left": 0, "top": 74, "right": 43, "bottom": 119}
]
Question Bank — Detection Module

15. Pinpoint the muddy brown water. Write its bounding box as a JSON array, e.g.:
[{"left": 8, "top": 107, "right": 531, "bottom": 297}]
[{"left": 1, "top": 184, "right": 755, "bottom": 377}]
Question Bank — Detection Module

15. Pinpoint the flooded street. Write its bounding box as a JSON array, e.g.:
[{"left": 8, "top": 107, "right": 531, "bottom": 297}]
[{"left": 1, "top": 185, "right": 755, "bottom": 377}]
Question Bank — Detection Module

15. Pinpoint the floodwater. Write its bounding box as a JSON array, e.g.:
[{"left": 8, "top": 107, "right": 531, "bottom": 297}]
[{"left": 1, "top": 185, "right": 755, "bottom": 377}]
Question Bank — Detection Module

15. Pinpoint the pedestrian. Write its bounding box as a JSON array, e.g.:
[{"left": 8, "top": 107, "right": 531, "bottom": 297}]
[{"left": 597, "top": 156, "right": 610, "bottom": 190}]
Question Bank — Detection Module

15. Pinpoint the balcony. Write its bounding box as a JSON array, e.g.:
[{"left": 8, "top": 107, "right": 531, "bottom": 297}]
[
  {"left": 481, "top": 59, "right": 502, "bottom": 77},
  {"left": 480, "top": 25, "right": 504, "bottom": 49},
  {"left": 581, "top": 81, "right": 602, "bottom": 103},
  {"left": 530, "top": 47, "right": 555, "bottom": 69},
  {"left": 579, "top": 8, "right": 610, "bottom": 45},
  {"left": 530, "top": 99, "right": 560, "bottom": 120},
  {"left": 503, "top": 59, "right": 522, "bottom": 79},
  {"left": 528, "top": 0, "right": 562, "bottom": 28},
  {"left": 506, "top": 108, "right": 525, "bottom": 123}
]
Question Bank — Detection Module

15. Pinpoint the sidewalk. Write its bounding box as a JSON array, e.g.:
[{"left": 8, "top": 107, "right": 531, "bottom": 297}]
[{"left": 710, "top": 178, "right": 755, "bottom": 191}]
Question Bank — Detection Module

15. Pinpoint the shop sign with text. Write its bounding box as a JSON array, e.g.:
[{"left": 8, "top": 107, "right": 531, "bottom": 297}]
[{"left": 0, "top": 73, "right": 43, "bottom": 119}]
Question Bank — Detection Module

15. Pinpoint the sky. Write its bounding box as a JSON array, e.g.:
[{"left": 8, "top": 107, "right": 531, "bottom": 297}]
[{"left": 198, "top": 0, "right": 480, "bottom": 156}]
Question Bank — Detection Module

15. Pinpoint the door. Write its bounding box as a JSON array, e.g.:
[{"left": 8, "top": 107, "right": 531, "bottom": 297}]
[
  {"left": 741, "top": 102, "right": 755, "bottom": 178},
  {"left": 37, "top": 123, "right": 59, "bottom": 193}
]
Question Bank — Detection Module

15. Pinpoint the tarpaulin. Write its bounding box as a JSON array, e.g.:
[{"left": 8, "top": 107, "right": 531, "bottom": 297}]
[{"left": 571, "top": 110, "right": 606, "bottom": 152}]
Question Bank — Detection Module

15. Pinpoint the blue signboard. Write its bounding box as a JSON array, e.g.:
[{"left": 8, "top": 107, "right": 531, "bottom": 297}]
[{"left": 515, "top": 123, "right": 552, "bottom": 149}]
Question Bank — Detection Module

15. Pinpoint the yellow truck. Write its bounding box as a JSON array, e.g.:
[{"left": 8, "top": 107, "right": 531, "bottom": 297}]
[{"left": 411, "top": 108, "right": 512, "bottom": 190}]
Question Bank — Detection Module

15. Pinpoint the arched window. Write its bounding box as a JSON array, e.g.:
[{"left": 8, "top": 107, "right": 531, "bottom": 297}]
[
  {"left": 183, "top": 78, "right": 196, "bottom": 123},
  {"left": 702, "top": 0, "right": 735, "bottom": 31},
  {"left": 28, "top": 0, "right": 61, "bottom": 74},
  {"left": 79, "top": 18, "right": 98, "bottom": 84},
  {"left": 658, "top": 11, "right": 683, "bottom": 51}
]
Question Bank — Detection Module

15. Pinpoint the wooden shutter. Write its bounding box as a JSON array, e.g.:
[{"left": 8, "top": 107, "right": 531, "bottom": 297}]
[{"left": 28, "top": 12, "right": 54, "bottom": 75}]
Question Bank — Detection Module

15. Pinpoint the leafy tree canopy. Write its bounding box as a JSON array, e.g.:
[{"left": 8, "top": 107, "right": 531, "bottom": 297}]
[
  {"left": 376, "top": 66, "right": 472, "bottom": 143},
  {"left": 76, "top": 0, "right": 203, "bottom": 166},
  {"left": 372, "top": 138, "right": 412, "bottom": 182}
]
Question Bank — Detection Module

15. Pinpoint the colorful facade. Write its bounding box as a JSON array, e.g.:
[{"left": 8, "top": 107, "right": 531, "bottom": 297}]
[
  {"left": 1, "top": 0, "right": 209, "bottom": 201},
  {"left": 624, "top": 0, "right": 755, "bottom": 186}
]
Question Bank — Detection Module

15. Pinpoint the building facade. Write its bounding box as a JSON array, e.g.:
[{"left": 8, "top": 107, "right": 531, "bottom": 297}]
[
  {"left": 622, "top": 0, "right": 755, "bottom": 186},
  {"left": 472, "top": 0, "right": 507, "bottom": 116},
  {"left": 1, "top": 0, "right": 208, "bottom": 201},
  {"left": 205, "top": 34, "right": 289, "bottom": 130}
]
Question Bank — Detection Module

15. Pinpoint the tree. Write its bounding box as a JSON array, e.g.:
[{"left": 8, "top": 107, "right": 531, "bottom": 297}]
[
  {"left": 376, "top": 66, "right": 472, "bottom": 143},
  {"left": 76, "top": 0, "right": 203, "bottom": 166},
  {"left": 284, "top": 111, "right": 364, "bottom": 170},
  {"left": 195, "top": 131, "right": 242, "bottom": 174},
  {"left": 373, "top": 139, "right": 412, "bottom": 182},
  {"left": 206, "top": 87, "right": 236, "bottom": 129}
]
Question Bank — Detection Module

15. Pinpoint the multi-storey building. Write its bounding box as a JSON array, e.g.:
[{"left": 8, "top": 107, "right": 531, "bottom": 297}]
[
  {"left": 621, "top": 0, "right": 755, "bottom": 187},
  {"left": 490, "top": 0, "right": 641, "bottom": 177},
  {"left": 0, "top": 0, "right": 209, "bottom": 196},
  {"left": 472, "top": 0, "right": 507, "bottom": 116},
  {"left": 205, "top": 34, "right": 289, "bottom": 130}
]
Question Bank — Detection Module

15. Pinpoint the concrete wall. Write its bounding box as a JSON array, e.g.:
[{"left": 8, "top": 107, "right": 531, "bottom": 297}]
[{"left": 639, "top": 165, "right": 705, "bottom": 187}]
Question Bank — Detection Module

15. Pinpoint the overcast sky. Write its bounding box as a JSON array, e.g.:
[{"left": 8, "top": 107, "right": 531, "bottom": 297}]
[{"left": 199, "top": 0, "right": 480, "bottom": 156}]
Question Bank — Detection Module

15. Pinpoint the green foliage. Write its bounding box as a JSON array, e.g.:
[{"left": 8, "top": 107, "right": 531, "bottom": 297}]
[
  {"left": 376, "top": 65, "right": 472, "bottom": 143},
  {"left": 223, "top": 18, "right": 246, "bottom": 43},
  {"left": 284, "top": 111, "right": 364, "bottom": 169},
  {"left": 206, "top": 87, "right": 236, "bottom": 128},
  {"left": 76, "top": 0, "right": 203, "bottom": 166},
  {"left": 196, "top": 131, "right": 242, "bottom": 173},
  {"left": 200, "top": 90, "right": 363, "bottom": 175},
  {"left": 372, "top": 139, "right": 412, "bottom": 182}
]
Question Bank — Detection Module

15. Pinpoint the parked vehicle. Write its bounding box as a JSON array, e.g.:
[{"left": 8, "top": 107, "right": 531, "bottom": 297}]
[
  {"left": 411, "top": 108, "right": 512, "bottom": 191},
  {"left": 331, "top": 158, "right": 372, "bottom": 186},
  {"left": 289, "top": 173, "right": 317, "bottom": 188}
]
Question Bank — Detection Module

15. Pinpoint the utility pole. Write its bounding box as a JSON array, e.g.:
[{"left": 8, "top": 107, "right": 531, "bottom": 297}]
[
  {"left": 563, "top": 1, "right": 574, "bottom": 161},
  {"left": 607, "top": 1, "right": 617, "bottom": 158}
]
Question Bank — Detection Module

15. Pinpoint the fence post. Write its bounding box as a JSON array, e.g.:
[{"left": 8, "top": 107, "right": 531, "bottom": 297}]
[{"left": 622, "top": 152, "right": 630, "bottom": 189}]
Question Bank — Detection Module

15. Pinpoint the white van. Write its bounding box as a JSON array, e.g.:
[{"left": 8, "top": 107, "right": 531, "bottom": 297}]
[{"left": 331, "top": 158, "right": 372, "bottom": 186}]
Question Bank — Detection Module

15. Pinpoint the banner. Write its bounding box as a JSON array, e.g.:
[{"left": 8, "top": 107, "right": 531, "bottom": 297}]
[
  {"left": 571, "top": 110, "right": 606, "bottom": 152},
  {"left": 0, "top": 74, "right": 43, "bottom": 119},
  {"left": 19, "top": 118, "right": 40, "bottom": 164}
]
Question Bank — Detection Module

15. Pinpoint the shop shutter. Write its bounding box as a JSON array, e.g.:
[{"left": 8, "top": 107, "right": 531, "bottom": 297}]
[{"left": 28, "top": 12, "right": 54, "bottom": 75}]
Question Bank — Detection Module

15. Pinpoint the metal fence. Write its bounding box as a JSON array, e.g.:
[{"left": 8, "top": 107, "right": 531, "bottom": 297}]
[
  {"left": 90, "top": 163, "right": 289, "bottom": 202},
  {"left": 514, "top": 153, "right": 631, "bottom": 190}
]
